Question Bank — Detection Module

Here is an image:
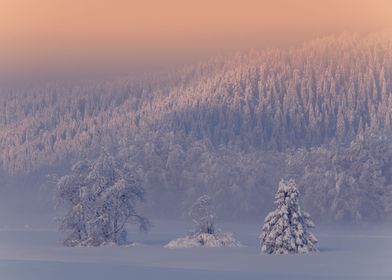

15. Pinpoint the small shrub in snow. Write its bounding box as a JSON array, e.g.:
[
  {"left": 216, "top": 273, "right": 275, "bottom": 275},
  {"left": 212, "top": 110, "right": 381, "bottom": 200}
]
[
  {"left": 165, "top": 195, "right": 241, "bottom": 248},
  {"left": 260, "top": 179, "right": 318, "bottom": 254},
  {"left": 165, "top": 232, "right": 240, "bottom": 248}
]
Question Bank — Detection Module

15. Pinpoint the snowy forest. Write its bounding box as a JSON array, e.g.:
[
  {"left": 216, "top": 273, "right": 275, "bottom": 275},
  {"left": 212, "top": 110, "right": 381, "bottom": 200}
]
[{"left": 1, "top": 32, "right": 392, "bottom": 224}]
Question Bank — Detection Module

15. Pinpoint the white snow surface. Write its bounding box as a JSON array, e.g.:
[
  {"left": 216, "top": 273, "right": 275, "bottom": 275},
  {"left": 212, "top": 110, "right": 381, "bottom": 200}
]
[{"left": 0, "top": 220, "right": 391, "bottom": 280}]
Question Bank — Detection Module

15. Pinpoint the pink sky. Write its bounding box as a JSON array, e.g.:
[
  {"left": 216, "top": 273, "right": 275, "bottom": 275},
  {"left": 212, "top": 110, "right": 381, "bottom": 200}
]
[{"left": 1, "top": 0, "right": 391, "bottom": 74}]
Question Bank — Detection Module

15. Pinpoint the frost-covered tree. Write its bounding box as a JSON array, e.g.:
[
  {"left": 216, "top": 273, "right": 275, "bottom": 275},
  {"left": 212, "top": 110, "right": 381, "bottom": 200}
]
[
  {"left": 57, "top": 159, "right": 91, "bottom": 246},
  {"left": 260, "top": 179, "right": 317, "bottom": 254},
  {"left": 189, "top": 195, "right": 216, "bottom": 234},
  {"left": 56, "top": 150, "right": 149, "bottom": 246}
]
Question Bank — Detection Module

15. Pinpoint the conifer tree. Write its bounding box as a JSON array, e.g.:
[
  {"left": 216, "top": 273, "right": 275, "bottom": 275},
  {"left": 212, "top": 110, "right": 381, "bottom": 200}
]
[{"left": 260, "top": 179, "right": 318, "bottom": 254}]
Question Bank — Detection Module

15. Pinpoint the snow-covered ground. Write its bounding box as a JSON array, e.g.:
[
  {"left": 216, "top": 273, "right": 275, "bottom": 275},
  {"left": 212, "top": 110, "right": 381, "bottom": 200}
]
[{"left": 0, "top": 221, "right": 391, "bottom": 280}]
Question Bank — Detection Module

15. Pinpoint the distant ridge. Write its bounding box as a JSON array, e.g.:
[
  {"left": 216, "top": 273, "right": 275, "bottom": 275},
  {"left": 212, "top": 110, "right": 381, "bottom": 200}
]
[{"left": 1, "top": 32, "right": 391, "bottom": 174}]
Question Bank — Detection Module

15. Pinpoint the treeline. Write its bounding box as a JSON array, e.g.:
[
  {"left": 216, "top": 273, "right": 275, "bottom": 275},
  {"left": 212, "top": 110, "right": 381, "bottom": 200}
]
[
  {"left": 117, "top": 129, "right": 392, "bottom": 224},
  {"left": 1, "top": 33, "right": 392, "bottom": 223},
  {"left": 1, "top": 33, "right": 392, "bottom": 173}
]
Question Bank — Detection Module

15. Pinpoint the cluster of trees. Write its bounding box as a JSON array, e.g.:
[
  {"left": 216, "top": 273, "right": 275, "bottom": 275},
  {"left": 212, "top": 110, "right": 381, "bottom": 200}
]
[
  {"left": 116, "top": 128, "right": 392, "bottom": 224},
  {"left": 286, "top": 129, "right": 392, "bottom": 223},
  {"left": 1, "top": 32, "right": 392, "bottom": 224},
  {"left": 56, "top": 151, "right": 149, "bottom": 246}
]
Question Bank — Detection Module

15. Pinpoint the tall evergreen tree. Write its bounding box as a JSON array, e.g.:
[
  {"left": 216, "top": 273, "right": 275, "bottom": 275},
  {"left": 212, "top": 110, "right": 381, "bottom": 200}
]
[{"left": 260, "top": 179, "right": 317, "bottom": 254}]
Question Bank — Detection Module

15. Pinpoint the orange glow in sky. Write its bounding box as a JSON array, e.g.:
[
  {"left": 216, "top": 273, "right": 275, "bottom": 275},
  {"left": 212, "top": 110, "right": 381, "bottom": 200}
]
[{"left": 1, "top": 0, "right": 392, "bottom": 72}]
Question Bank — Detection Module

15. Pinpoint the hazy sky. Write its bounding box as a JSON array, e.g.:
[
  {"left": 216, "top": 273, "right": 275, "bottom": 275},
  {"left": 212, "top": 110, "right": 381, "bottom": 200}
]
[{"left": 1, "top": 0, "right": 392, "bottom": 75}]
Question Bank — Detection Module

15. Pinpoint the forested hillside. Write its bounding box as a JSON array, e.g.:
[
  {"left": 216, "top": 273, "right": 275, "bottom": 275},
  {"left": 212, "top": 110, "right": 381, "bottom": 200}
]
[{"left": 1, "top": 33, "right": 392, "bottom": 223}]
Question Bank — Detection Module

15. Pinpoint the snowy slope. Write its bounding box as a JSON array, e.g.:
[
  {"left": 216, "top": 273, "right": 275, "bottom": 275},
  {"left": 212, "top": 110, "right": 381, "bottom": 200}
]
[{"left": 0, "top": 221, "right": 391, "bottom": 280}]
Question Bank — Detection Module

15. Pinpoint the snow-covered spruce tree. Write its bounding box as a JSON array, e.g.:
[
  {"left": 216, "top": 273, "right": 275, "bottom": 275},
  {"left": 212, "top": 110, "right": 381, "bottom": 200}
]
[
  {"left": 189, "top": 195, "right": 216, "bottom": 234},
  {"left": 165, "top": 195, "right": 240, "bottom": 248},
  {"left": 56, "top": 150, "right": 149, "bottom": 246},
  {"left": 260, "top": 179, "right": 317, "bottom": 254}
]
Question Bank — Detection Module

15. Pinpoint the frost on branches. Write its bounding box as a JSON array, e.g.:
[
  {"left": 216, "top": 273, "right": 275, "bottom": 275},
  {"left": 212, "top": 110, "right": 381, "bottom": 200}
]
[
  {"left": 189, "top": 195, "right": 216, "bottom": 234},
  {"left": 260, "top": 179, "right": 317, "bottom": 254},
  {"left": 165, "top": 195, "right": 241, "bottom": 248},
  {"left": 56, "top": 150, "right": 149, "bottom": 247},
  {"left": 164, "top": 232, "right": 240, "bottom": 249}
]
